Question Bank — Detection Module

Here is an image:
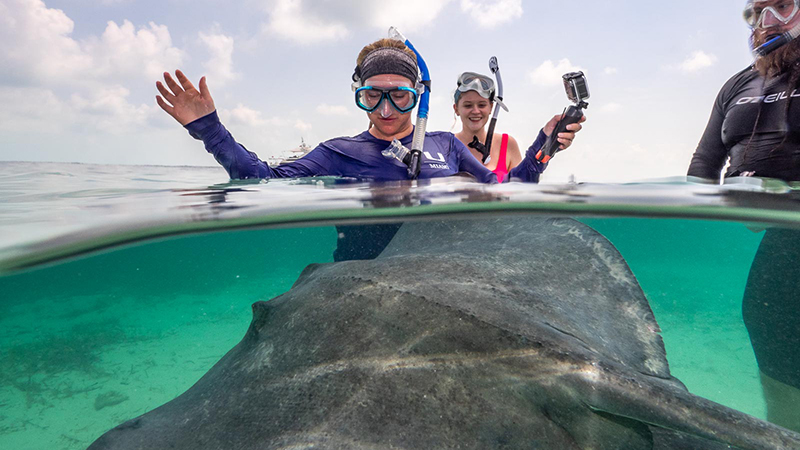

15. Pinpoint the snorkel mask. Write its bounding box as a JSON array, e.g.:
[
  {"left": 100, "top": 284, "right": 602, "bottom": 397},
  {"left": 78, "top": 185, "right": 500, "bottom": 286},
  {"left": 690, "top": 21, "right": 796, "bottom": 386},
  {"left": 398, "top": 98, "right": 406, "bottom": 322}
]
[
  {"left": 355, "top": 85, "right": 419, "bottom": 115},
  {"left": 453, "top": 72, "right": 508, "bottom": 114},
  {"left": 454, "top": 72, "right": 495, "bottom": 103},
  {"left": 745, "top": 0, "right": 800, "bottom": 29},
  {"left": 351, "top": 45, "right": 424, "bottom": 116},
  {"left": 746, "top": 0, "right": 800, "bottom": 56}
]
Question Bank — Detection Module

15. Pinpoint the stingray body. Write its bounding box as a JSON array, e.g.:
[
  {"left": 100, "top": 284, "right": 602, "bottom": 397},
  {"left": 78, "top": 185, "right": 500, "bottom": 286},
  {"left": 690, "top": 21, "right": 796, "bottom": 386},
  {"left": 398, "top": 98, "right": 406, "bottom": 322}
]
[{"left": 89, "top": 217, "right": 800, "bottom": 449}]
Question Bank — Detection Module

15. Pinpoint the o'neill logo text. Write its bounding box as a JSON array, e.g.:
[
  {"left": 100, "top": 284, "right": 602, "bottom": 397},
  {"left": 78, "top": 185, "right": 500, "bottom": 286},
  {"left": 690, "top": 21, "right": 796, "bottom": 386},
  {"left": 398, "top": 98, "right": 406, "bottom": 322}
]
[{"left": 736, "top": 89, "right": 800, "bottom": 105}]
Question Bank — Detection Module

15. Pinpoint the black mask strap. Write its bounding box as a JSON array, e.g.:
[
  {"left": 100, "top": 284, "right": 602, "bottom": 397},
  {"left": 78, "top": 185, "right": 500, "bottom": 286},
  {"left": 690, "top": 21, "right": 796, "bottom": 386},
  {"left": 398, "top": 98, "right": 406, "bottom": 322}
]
[{"left": 468, "top": 136, "right": 490, "bottom": 163}]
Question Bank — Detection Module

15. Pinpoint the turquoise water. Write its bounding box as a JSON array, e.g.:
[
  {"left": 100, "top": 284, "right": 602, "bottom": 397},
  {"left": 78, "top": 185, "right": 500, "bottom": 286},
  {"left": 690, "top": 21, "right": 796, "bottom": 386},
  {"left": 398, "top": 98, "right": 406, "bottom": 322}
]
[
  {"left": 584, "top": 218, "right": 765, "bottom": 415},
  {"left": 0, "top": 219, "right": 767, "bottom": 449},
  {"left": 0, "top": 161, "right": 792, "bottom": 449},
  {"left": 0, "top": 227, "right": 338, "bottom": 449}
]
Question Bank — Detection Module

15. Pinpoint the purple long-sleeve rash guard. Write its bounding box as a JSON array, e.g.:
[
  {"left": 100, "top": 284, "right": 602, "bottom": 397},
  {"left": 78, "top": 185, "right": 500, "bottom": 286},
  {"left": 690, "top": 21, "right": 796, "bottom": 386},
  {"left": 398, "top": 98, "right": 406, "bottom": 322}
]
[{"left": 185, "top": 111, "right": 548, "bottom": 183}]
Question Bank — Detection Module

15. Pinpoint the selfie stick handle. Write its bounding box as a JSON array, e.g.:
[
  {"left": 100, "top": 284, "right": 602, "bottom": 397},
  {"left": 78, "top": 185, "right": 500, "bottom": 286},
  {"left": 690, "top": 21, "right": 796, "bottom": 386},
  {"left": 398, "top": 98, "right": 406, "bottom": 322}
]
[{"left": 536, "top": 105, "right": 584, "bottom": 164}]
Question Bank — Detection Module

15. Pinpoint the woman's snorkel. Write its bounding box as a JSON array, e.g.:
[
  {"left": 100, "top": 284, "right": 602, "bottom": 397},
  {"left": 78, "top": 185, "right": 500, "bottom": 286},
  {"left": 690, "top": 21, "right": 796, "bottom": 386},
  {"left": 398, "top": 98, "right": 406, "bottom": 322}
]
[
  {"left": 481, "top": 57, "right": 507, "bottom": 163},
  {"left": 385, "top": 27, "right": 430, "bottom": 180}
]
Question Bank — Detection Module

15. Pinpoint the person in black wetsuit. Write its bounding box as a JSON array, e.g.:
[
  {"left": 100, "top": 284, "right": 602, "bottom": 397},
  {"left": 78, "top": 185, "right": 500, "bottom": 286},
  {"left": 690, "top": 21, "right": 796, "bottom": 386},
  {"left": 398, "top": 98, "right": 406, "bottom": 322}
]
[{"left": 688, "top": 0, "right": 800, "bottom": 431}]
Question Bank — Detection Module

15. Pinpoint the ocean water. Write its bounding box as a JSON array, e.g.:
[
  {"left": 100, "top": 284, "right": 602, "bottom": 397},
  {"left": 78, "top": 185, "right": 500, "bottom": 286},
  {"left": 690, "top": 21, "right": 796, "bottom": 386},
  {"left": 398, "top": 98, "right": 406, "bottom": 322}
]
[{"left": 0, "top": 161, "right": 794, "bottom": 449}]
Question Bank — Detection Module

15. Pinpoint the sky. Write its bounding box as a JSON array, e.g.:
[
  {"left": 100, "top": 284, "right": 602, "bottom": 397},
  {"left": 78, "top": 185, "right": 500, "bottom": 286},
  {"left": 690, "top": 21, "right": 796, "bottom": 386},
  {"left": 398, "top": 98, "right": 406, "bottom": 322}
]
[{"left": 0, "top": 0, "right": 755, "bottom": 183}]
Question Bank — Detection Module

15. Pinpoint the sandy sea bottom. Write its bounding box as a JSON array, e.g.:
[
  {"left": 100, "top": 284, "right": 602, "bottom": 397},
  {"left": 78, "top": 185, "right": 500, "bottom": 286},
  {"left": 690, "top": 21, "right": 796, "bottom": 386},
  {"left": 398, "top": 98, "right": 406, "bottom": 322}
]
[{"left": 0, "top": 217, "right": 767, "bottom": 449}]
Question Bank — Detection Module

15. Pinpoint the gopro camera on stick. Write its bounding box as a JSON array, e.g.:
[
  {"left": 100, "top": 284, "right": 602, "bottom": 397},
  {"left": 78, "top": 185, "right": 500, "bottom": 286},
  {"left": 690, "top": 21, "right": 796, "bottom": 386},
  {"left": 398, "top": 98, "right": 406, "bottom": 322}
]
[{"left": 536, "top": 71, "right": 589, "bottom": 163}]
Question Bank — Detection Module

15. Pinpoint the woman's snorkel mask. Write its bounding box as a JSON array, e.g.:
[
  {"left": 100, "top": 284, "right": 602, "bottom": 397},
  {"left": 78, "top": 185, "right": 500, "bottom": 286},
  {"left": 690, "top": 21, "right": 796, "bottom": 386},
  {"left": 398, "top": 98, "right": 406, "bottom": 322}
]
[
  {"left": 746, "top": 0, "right": 800, "bottom": 56},
  {"left": 454, "top": 72, "right": 495, "bottom": 102}
]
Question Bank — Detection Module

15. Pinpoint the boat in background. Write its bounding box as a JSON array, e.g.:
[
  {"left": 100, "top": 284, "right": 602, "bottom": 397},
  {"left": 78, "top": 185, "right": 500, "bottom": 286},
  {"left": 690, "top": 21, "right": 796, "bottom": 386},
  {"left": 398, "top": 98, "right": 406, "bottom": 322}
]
[{"left": 266, "top": 138, "right": 313, "bottom": 166}]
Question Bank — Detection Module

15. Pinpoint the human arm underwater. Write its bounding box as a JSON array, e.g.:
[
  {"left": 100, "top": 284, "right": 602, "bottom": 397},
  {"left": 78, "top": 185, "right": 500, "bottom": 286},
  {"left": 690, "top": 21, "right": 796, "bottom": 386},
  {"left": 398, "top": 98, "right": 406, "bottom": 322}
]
[{"left": 156, "top": 71, "right": 329, "bottom": 180}]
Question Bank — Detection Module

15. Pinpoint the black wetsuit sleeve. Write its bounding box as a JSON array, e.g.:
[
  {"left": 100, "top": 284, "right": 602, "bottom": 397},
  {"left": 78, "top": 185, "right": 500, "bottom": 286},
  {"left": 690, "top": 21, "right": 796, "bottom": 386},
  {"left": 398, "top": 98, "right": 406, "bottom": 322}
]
[{"left": 688, "top": 84, "right": 732, "bottom": 180}]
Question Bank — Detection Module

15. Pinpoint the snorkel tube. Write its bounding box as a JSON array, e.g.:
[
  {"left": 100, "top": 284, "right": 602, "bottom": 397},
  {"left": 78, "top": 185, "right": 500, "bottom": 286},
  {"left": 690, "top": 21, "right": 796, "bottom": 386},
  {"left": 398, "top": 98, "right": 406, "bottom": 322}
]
[
  {"left": 754, "top": 22, "right": 800, "bottom": 56},
  {"left": 481, "top": 56, "right": 507, "bottom": 163},
  {"left": 750, "top": 0, "right": 800, "bottom": 58},
  {"left": 388, "top": 27, "right": 430, "bottom": 180}
]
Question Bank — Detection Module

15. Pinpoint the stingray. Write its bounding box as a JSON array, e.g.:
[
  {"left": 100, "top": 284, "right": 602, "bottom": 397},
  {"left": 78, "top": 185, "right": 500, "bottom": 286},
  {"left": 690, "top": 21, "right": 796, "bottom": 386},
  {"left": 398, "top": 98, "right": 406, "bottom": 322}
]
[{"left": 89, "top": 217, "right": 800, "bottom": 450}]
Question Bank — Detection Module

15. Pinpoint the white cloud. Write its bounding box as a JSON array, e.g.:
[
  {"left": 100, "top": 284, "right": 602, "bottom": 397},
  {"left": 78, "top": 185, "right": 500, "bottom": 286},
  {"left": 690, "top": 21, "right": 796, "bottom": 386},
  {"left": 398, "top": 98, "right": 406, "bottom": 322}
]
[
  {"left": 70, "top": 86, "right": 154, "bottom": 133},
  {"left": 0, "top": 87, "right": 71, "bottom": 132},
  {"left": 528, "top": 59, "right": 585, "bottom": 87},
  {"left": 678, "top": 50, "right": 717, "bottom": 73},
  {"left": 0, "top": 0, "right": 184, "bottom": 136},
  {"left": 199, "top": 30, "right": 239, "bottom": 86},
  {"left": 215, "top": 104, "right": 315, "bottom": 158},
  {"left": 0, "top": 0, "right": 92, "bottom": 84},
  {"left": 0, "top": 85, "right": 153, "bottom": 134},
  {"left": 604, "top": 67, "right": 618, "bottom": 75},
  {"left": 260, "top": 0, "right": 524, "bottom": 45},
  {"left": 316, "top": 104, "right": 351, "bottom": 116},
  {"left": 460, "top": 0, "right": 523, "bottom": 28},
  {"left": 221, "top": 104, "right": 311, "bottom": 132},
  {"left": 369, "top": 0, "right": 452, "bottom": 33},
  {"left": 294, "top": 119, "right": 312, "bottom": 131},
  {"left": 0, "top": 0, "right": 183, "bottom": 85},
  {"left": 600, "top": 102, "right": 623, "bottom": 113},
  {"left": 222, "top": 104, "right": 271, "bottom": 127},
  {"left": 263, "top": 0, "right": 350, "bottom": 45},
  {"left": 85, "top": 20, "right": 185, "bottom": 81}
]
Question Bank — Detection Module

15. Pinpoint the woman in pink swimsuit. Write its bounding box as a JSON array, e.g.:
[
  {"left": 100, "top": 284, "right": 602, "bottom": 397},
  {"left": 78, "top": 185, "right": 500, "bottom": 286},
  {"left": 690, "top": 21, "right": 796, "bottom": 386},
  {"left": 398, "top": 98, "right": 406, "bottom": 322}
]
[{"left": 453, "top": 72, "right": 580, "bottom": 182}]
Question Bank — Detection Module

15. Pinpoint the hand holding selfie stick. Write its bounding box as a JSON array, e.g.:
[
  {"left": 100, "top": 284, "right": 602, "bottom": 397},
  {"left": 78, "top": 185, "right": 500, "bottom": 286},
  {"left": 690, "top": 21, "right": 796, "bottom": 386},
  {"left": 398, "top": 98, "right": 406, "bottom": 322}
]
[{"left": 536, "top": 72, "right": 589, "bottom": 164}]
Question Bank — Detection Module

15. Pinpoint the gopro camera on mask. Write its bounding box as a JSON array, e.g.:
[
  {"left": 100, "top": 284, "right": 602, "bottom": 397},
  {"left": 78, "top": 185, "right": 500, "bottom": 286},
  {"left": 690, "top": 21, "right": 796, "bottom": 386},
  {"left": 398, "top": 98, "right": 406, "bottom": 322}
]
[{"left": 535, "top": 72, "right": 589, "bottom": 164}]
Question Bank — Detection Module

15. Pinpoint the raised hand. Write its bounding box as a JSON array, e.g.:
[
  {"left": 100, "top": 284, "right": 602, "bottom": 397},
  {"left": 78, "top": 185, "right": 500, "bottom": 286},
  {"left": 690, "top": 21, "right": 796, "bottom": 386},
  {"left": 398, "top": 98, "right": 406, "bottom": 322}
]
[
  {"left": 543, "top": 113, "right": 586, "bottom": 150},
  {"left": 156, "top": 70, "right": 216, "bottom": 126}
]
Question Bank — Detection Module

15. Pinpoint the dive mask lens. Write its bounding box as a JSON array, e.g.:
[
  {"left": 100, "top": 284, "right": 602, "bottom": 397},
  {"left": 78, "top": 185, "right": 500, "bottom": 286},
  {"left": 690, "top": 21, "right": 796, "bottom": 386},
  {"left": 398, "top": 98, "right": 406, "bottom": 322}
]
[
  {"left": 456, "top": 72, "right": 495, "bottom": 99},
  {"left": 388, "top": 88, "right": 417, "bottom": 112},
  {"left": 744, "top": 0, "right": 800, "bottom": 28},
  {"left": 355, "top": 86, "right": 418, "bottom": 113}
]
